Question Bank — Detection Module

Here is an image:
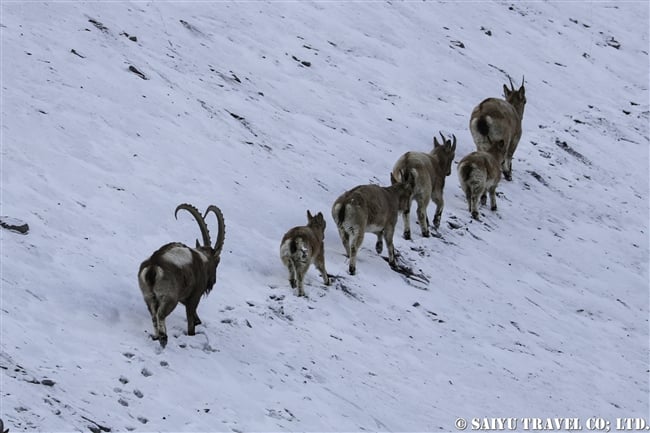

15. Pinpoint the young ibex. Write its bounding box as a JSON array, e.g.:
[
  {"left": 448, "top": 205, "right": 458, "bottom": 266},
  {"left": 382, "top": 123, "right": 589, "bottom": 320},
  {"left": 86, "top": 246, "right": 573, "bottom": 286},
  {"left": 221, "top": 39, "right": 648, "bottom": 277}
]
[
  {"left": 138, "top": 203, "right": 225, "bottom": 348},
  {"left": 469, "top": 76, "right": 526, "bottom": 181},
  {"left": 458, "top": 140, "right": 506, "bottom": 220},
  {"left": 332, "top": 178, "right": 413, "bottom": 275},
  {"left": 280, "top": 210, "right": 330, "bottom": 297},
  {"left": 391, "top": 132, "right": 456, "bottom": 239}
]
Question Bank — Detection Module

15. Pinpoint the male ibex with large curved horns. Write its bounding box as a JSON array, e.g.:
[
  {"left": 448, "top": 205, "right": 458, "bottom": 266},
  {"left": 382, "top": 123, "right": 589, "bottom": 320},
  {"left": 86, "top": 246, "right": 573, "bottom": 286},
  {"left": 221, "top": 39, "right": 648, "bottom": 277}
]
[
  {"left": 469, "top": 76, "right": 526, "bottom": 181},
  {"left": 138, "top": 203, "right": 225, "bottom": 348}
]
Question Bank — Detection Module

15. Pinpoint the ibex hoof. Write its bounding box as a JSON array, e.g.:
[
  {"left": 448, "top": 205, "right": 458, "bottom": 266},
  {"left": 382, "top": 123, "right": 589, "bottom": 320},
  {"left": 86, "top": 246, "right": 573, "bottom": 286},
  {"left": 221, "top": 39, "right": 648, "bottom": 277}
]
[
  {"left": 422, "top": 231, "right": 430, "bottom": 238},
  {"left": 324, "top": 277, "right": 331, "bottom": 286},
  {"left": 348, "top": 266, "right": 356, "bottom": 275},
  {"left": 471, "top": 211, "right": 480, "bottom": 220},
  {"left": 480, "top": 196, "right": 487, "bottom": 205},
  {"left": 159, "top": 335, "right": 168, "bottom": 348},
  {"left": 491, "top": 205, "right": 498, "bottom": 211},
  {"left": 298, "top": 290, "right": 306, "bottom": 297},
  {"left": 289, "top": 279, "right": 297, "bottom": 289},
  {"left": 375, "top": 244, "right": 383, "bottom": 254},
  {"left": 504, "top": 173, "right": 512, "bottom": 181},
  {"left": 403, "top": 230, "right": 411, "bottom": 240}
]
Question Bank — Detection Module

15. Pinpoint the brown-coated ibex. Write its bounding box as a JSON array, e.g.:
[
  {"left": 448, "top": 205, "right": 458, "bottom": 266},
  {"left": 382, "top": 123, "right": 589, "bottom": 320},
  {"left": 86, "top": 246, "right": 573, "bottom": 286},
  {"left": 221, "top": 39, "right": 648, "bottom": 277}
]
[
  {"left": 391, "top": 132, "right": 456, "bottom": 239},
  {"left": 458, "top": 140, "right": 506, "bottom": 220},
  {"left": 332, "top": 178, "right": 413, "bottom": 275},
  {"left": 469, "top": 77, "right": 526, "bottom": 181},
  {"left": 280, "top": 210, "right": 330, "bottom": 297},
  {"left": 138, "top": 203, "right": 225, "bottom": 348}
]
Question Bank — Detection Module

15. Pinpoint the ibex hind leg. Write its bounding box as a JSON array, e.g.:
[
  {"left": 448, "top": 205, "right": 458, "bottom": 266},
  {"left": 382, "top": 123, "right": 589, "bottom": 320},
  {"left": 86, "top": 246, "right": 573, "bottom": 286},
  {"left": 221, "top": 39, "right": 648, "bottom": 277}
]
[
  {"left": 286, "top": 258, "right": 298, "bottom": 289},
  {"left": 383, "top": 226, "right": 397, "bottom": 268},
  {"left": 296, "top": 263, "right": 308, "bottom": 297},
  {"left": 155, "top": 300, "right": 177, "bottom": 348},
  {"left": 488, "top": 185, "right": 498, "bottom": 211},
  {"left": 349, "top": 231, "right": 365, "bottom": 275},
  {"left": 402, "top": 208, "right": 412, "bottom": 240},
  {"left": 503, "top": 157, "right": 513, "bottom": 181},
  {"left": 431, "top": 191, "right": 444, "bottom": 230},
  {"left": 470, "top": 193, "right": 481, "bottom": 221},
  {"left": 185, "top": 300, "right": 201, "bottom": 336},
  {"left": 375, "top": 231, "right": 383, "bottom": 254},
  {"left": 416, "top": 201, "right": 430, "bottom": 237},
  {"left": 315, "top": 252, "right": 331, "bottom": 286},
  {"left": 337, "top": 227, "right": 351, "bottom": 258},
  {"left": 143, "top": 293, "right": 160, "bottom": 340}
]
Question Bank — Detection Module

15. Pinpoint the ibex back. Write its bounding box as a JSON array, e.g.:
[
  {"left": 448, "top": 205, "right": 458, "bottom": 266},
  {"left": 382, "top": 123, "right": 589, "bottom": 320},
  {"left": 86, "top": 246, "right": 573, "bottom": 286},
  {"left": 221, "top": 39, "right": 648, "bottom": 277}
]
[
  {"left": 138, "top": 203, "right": 225, "bottom": 348},
  {"left": 391, "top": 132, "right": 456, "bottom": 239},
  {"left": 469, "top": 77, "right": 526, "bottom": 181},
  {"left": 331, "top": 178, "right": 412, "bottom": 275}
]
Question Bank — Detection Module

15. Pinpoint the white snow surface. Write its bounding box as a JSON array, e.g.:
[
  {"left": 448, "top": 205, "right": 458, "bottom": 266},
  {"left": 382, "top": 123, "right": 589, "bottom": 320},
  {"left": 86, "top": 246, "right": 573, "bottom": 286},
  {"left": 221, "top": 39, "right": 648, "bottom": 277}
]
[{"left": 1, "top": 1, "right": 649, "bottom": 431}]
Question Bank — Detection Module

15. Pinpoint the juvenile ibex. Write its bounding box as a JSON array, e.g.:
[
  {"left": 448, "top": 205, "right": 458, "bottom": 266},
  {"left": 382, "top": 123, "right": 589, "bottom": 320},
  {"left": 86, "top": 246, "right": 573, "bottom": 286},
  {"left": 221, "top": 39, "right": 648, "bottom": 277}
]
[
  {"left": 458, "top": 140, "right": 506, "bottom": 220},
  {"left": 138, "top": 203, "right": 225, "bottom": 348},
  {"left": 332, "top": 178, "right": 413, "bottom": 275},
  {"left": 279, "top": 210, "right": 330, "bottom": 297},
  {"left": 391, "top": 132, "right": 456, "bottom": 239},
  {"left": 469, "top": 77, "right": 526, "bottom": 181}
]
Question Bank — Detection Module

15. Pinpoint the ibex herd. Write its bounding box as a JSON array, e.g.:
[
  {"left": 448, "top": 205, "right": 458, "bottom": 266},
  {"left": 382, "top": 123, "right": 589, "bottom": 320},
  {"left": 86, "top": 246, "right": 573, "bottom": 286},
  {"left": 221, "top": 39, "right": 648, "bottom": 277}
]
[{"left": 138, "top": 77, "right": 526, "bottom": 347}]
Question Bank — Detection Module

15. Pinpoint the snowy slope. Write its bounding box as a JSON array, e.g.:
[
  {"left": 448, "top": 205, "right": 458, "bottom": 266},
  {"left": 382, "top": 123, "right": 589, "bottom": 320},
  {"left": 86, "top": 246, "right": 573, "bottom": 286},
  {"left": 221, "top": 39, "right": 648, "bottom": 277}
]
[{"left": 1, "top": 1, "right": 648, "bottom": 431}]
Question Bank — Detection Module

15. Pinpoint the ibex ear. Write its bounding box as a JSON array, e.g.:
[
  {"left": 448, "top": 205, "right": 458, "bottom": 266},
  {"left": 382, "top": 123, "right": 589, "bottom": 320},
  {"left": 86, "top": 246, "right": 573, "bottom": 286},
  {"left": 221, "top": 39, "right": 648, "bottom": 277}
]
[
  {"left": 390, "top": 171, "right": 398, "bottom": 185},
  {"left": 195, "top": 239, "right": 201, "bottom": 249},
  {"left": 307, "top": 210, "right": 313, "bottom": 220},
  {"left": 503, "top": 84, "right": 511, "bottom": 97},
  {"left": 433, "top": 136, "right": 440, "bottom": 148}
]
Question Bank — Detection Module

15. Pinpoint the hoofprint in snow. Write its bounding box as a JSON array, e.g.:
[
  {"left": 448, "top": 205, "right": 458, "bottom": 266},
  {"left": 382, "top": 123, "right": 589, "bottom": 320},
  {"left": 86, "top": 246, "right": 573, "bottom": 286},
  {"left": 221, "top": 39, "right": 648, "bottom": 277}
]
[{"left": 1, "top": 1, "right": 648, "bottom": 432}]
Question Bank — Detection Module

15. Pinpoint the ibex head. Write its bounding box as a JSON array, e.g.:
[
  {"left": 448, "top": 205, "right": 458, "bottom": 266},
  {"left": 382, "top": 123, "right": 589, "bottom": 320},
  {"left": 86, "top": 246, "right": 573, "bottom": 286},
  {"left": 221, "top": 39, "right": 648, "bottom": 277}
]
[
  {"left": 175, "top": 203, "right": 226, "bottom": 285},
  {"left": 306, "top": 210, "right": 326, "bottom": 236},
  {"left": 433, "top": 132, "right": 457, "bottom": 176},
  {"left": 503, "top": 76, "right": 526, "bottom": 116}
]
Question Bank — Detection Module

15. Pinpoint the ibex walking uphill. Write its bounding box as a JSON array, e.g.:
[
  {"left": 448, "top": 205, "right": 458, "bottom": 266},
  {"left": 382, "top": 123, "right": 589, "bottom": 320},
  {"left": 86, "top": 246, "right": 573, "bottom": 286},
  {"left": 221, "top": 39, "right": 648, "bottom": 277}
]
[
  {"left": 469, "top": 77, "right": 526, "bottom": 181},
  {"left": 391, "top": 132, "right": 456, "bottom": 239},
  {"left": 332, "top": 178, "right": 412, "bottom": 275},
  {"left": 280, "top": 210, "right": 330, "bottom": 297},
  {"left": 138, "top": 203, "right": 225, "bottom": 348},
  {"left": 458, "top": 140, "right": 505, "bottom": 220}
]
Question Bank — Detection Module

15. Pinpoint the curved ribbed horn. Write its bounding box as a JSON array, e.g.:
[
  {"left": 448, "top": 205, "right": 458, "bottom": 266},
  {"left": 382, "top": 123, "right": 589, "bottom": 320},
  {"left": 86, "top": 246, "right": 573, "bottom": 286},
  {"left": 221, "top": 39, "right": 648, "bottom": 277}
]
[
  {"left": 451, "top": 134, "right": 457, "bottom": 150},
  {"left": 508, "top": 76, "right": 515, "bottom": 91},
  {"left": 521, "top": 75, "right": 525, "bottom": 87},
  {"left": 439, "top": 131, "right": 447, "bottom": 145},
  {"left": 175, "top": 203, "right": 211, "bottom": 248},
  {"left": 204, "top": 205, "right": 226, "bottom": 255}
]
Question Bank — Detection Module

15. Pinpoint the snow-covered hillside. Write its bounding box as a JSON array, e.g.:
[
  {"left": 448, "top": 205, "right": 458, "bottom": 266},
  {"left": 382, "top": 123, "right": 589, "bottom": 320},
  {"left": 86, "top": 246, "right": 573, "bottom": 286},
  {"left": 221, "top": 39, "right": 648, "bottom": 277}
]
[{"left": 1, "top": 1, "right": 648, "bottom": 431}]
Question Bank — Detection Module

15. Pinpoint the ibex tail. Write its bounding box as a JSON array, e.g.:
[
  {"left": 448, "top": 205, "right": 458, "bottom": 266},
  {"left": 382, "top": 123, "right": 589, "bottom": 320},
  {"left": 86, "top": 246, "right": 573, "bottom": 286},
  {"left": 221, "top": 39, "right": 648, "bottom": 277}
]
[
  {"left": 143, "top": 266, "right": 162, "bottom": 287},
  {"left": 460, "top": 162, "right": 485, "bottom": 195},
  {"left": 476, "top": 116, "right": 490, "bottom": 137}
]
